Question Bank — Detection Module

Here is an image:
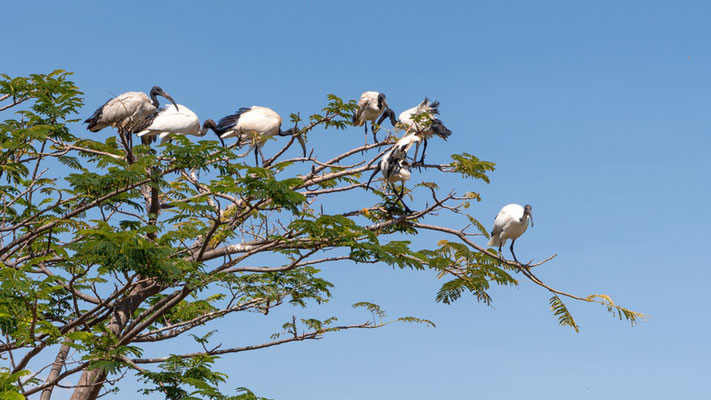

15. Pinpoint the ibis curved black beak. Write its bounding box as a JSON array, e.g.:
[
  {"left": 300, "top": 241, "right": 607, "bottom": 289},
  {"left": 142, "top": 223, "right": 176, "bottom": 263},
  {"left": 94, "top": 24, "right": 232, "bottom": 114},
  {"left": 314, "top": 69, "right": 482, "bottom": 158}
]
[
  {"left": 214, "top": 132, "right": 226, "bottom": 147},
  {"left": 524, "top": 204, "right": 533, "bottom": 228},
  {"left": 155, "top": 88, "right": 179, "bottom": 111},
  {"left": 376, "top": 110, "right": 388, "bottom": 127},
  {"left": 293, "top": 123, "right": 306, "bottom": 157},
  {"left": 165, "top": 94, "right": 179, "bottom": 112},
  {"left": 297, "top": 135, "right": 306, "bottom": 157}
]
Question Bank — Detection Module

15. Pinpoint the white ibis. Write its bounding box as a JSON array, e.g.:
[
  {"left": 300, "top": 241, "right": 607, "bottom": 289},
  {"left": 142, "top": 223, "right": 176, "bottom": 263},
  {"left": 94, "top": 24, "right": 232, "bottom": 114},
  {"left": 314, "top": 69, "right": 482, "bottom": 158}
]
[
  {"left": 134, "top": 104, "right": 215, "bottom": 145},
  {"left": 352, "top": 91, "right": 397, "bottom": 144},
  {"left": 398, "top": 97, "right": 452, "bottom": 165},
  {"left": 365, "top": 134, "right": 421, "bottom": 213},
  {"left": 486, "top": 204, "right": 533, "bottom": 264},
  {"left": 213, "top": 106, "right": 303, "bottom": 166},
  {"left": 84, "top": 87, "right": 178, "bottom": 146}
]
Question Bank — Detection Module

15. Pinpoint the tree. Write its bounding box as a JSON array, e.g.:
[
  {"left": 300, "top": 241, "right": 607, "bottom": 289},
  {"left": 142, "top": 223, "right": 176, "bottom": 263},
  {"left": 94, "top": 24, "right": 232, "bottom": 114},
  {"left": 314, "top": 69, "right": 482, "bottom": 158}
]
[{"left": 0, "top": 71, "right": 643, "bottom": 400}]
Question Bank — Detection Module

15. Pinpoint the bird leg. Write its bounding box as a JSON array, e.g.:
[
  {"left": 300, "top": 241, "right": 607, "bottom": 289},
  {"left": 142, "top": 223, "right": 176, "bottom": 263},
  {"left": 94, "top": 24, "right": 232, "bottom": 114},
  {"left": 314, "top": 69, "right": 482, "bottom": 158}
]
[
  {"left": 118, "top": 128, "right": 136, "bottom": 164},
  {"left": 371, "top": 123, "right": 379, "bottom": 144},
  {"left": 389, "top": 182, "right": 412, "bottom": 214},
  {"left": 411, "top": 142, "right": 421, "bottom": 166},
  {"left": 364, "top": 124, "right": 369, "bottom": 146},
  {"left": 510, "top": 239, "right": 521, "bottom": 264},
  {"left": 254, "top": 147, "right": 260, "bottom": 167},
  {"left": 498, "top": 243, "right": 506, "bottom": 262},
  {"left": 417, "top": 139, "right": 428, "bottom": 165},
  {"left": 258, "top": 146, "right": 270, "bottom": 167}
]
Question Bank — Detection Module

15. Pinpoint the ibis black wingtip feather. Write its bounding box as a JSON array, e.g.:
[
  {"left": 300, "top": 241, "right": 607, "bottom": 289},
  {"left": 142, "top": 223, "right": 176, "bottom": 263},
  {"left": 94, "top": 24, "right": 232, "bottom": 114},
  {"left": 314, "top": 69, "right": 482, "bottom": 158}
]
[{"left": 430, "top": 119, "right": 452, "bottom": 140}]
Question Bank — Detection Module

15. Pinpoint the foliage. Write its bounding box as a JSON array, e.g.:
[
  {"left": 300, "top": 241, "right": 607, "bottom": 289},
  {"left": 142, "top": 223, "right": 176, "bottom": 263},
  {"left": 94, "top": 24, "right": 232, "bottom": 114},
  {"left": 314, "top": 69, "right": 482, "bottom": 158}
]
[
  {"left": 550, "top": 295, "right": 580, "bottom": 333},
  {"left": 0, "top": 71, "right": 641, "bottom": 400}
]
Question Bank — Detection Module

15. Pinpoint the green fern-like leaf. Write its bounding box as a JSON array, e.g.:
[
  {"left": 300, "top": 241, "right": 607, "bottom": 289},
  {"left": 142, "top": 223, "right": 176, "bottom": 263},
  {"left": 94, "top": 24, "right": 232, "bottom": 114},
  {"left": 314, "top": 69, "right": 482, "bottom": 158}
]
[
  {"left": 395, "top": 316, "right": 436, "bottom": 328},
  {"left": 352, "top": 301, "right": 386, "bottom": 319},
  {"left": 550, "top": 295, "right": 580, "bottom": 332},
  {"left": 585, "top": 294, "right": 646, "bottom": 326},
  {"left": 450, "top": 153, "right": 496, "bottom": 182}
]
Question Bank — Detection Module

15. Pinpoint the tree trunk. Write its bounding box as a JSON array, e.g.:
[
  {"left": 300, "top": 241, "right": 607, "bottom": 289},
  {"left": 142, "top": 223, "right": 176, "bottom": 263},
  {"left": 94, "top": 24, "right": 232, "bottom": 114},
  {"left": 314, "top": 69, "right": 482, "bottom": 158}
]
[
  {"left": 40, "top": 339, "right": 71, "bottom": 400},
  {"left": 69, "top": 281, "right": 160, "bottom": 400}
]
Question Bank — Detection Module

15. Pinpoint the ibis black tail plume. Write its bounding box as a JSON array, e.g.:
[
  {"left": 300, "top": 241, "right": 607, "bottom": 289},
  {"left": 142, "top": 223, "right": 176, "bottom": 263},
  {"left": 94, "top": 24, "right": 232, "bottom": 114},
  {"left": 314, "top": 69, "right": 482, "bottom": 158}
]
[
  {"left": 429, "top": 100, "right": 440, "bottom": 113},
  {"left": 84, "top": 105, "right": 106, "bottom": 132},
  {"left": 215, "top": 110, "right": 249, "bottom": 147},
  {"left": 430, "top": 119, "right": 452, "bottom": 140}
]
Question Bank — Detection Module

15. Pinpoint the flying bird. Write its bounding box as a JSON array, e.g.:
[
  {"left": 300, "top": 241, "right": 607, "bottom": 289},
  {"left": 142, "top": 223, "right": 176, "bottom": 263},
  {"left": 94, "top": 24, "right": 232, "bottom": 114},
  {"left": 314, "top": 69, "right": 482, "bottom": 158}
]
[
  {"left": 397, "top": 97, "right": 452, "bottom": 165},
  {"left": 365, "top": 134, "right": 421, "bottom": 213},
  {"left": 487, "top": 204, "right": 533, "bottom": 264},
  {"left": 84, "top": 86, "right": 178, "bottom": 146},
  {"left": 213, "top": 106, "right": 303, "bottom": 166},
  {"left": 352, "top": 91, "right": 397, "bottom": 145},
  {"left": 134, "top": 104, "right": 217, "bottom": 144}
]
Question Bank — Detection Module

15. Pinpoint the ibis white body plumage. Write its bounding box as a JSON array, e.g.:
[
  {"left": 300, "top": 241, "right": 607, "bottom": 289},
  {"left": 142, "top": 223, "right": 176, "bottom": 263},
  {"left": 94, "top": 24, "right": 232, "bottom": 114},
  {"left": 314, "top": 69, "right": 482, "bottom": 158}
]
[
  {"left": 217, "top": 106, "right": 282, "bottom": 145},
  {"left": 84, "top": 86, "right": 178, "bottom": 135},
  {"left": 389, "top": 133, "right": 421, "bottom": 161},
  {"left": 366, "top": 134, "right": 420, "bottom": 213},
  {"left": 397, "top": 97, "right": 451, "bottom": 164},
  {"left": 380, "top": 151, "right": 411, "bottom": 185},
  {"left": 487, "top": 204, "right": 533, "bottom": 263},
  {"left": 378, "top": 134, "right": 420, "bottom": 184},
  {"left": 135, "top": 104, "right": 201, "bottom": 144},
  {"left": 354, "top": 91, "right": 387, "bottom": 127},
  {"left": 353, "top": 91, "right": 396, "bottom": 144},
  {"left": 215, "top": 106, "right": 299, "bottom": 165}
]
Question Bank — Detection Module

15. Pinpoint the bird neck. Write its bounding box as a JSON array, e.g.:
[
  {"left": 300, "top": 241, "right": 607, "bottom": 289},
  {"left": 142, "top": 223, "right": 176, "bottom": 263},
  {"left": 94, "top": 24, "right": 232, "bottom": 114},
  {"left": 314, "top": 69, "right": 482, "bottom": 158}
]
[
  {"left": 278, "top": 127, "right": 296, "bottom": 136},
  {"left": 150, "top": 92, "right": 160, "bottom": 108}
]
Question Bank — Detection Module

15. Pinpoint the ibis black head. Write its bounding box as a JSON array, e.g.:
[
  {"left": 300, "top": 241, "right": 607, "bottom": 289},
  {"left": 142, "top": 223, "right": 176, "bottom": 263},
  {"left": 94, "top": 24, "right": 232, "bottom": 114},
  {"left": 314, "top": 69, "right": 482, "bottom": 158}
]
[
  {"left": 201, "top": 119, "right": 217, "bottom": 134},
  {"left": 150, "top": 86, "right": 179, "bottom": 111},
  {"left": 523, "top": 204, "right": 533, "bottom": 227},
  {"left": 200, "top": 118, "right": 225, "bottom": 145},
  {"left": 201, "top": 119, "right": 224, "bottom": 146}
]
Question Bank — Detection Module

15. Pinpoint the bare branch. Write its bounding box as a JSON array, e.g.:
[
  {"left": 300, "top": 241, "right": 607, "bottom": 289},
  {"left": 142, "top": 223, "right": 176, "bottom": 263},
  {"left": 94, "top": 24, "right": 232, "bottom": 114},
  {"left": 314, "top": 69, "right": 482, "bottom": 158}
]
[{"left": 131, "top": 322, "right": 380, "bottom": 364}]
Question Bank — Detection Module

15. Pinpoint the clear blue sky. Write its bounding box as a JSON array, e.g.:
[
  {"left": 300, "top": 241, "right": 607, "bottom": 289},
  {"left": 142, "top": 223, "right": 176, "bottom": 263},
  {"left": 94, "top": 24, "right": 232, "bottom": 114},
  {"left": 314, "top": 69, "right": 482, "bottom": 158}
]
[{"left": 3, "top": 1, "right": 710, "bottom": 399}]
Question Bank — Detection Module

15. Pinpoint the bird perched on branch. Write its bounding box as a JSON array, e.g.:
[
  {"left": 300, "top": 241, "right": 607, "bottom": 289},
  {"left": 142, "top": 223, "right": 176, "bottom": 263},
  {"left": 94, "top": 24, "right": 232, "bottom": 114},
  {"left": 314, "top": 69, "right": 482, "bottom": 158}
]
[
  {"left": 398, "top": 97, "right": 452, "bottom": 165},
  {"left": 487, "top": 204, "right": 533, "bottom": 264},
  {"left": 365, "top": 134, "right": 421, "bottom": 213},
  {"left": 84, "top": 86, "right": 178, "bottom": 146},
  {"left": 134, "top": 104, "right": 216, "bottom": 145},
  {"left": 352, "top": 91, "right": 397, "bottom": 145},
  {"left": 213, "top": 106, "right": 304, "bottom": 166}
]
